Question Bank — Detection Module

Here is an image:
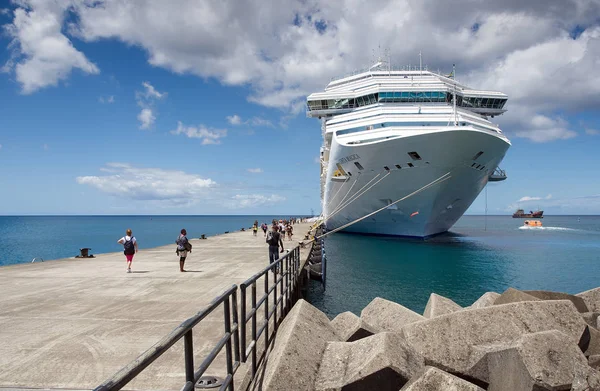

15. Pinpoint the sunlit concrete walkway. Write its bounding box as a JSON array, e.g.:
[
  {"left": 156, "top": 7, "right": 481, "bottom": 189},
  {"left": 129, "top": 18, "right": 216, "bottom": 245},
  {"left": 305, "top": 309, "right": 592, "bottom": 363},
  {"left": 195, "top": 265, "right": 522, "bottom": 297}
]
[{"left": 0, "top": 222, "right": 312, "bottom": 390}]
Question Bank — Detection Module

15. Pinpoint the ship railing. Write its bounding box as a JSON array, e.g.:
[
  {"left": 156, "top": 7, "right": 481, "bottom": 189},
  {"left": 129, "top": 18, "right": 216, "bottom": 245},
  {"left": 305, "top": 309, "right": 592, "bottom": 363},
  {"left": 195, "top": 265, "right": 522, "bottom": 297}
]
[{"left": 330, "top": 64, "right": 432, "bottom": 82}]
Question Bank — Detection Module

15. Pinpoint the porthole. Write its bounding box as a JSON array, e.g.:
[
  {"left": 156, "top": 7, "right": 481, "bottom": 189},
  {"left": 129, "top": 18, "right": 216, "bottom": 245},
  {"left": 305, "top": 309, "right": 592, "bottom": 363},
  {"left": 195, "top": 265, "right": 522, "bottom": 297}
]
[
  {"left": 471, "top": 163, "right": 477, "bottom": 167},
  {"left": 473, "top": 151, "right": 484, "bottom": 160},
  {"left": 384, "top": 166, "right": 390, "bottom": 171},
  {"left": 408, "top": 163, "right": 414, "bottom": 168},
  {"left": 395, "top": 164, "right": 401, "bottom": 169},
  {"left": 408, "top": 152, "right": 422, "bottom": 160},
  {"left": 354, "top": 162, "right": 364, "bottom": 170},
  {"left": 476, "top": 164, "right": 481, "bottom": 169}
]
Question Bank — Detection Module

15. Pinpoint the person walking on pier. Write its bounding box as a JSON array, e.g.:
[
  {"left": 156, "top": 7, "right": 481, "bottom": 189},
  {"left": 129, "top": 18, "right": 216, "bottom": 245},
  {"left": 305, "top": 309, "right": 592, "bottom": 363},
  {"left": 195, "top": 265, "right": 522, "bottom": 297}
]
[
  {"left": 117, "top": 229, "right": 138, "bottom": 273},
  {"left": 176, "top": 229, "right": 192, "bottom": 272},
  {"left": 261, "top": 222, "right": 268, "bottom": 237},
  {"left": 266, "top": 224, "right": 284, "bottom": 272}
]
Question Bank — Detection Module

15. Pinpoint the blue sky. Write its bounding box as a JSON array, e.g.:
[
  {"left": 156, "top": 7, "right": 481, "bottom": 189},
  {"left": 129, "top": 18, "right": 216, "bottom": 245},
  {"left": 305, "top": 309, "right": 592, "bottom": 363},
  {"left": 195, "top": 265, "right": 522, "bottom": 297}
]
[{"left": 1, "top": 0, "right": 599, "bottom": 215}]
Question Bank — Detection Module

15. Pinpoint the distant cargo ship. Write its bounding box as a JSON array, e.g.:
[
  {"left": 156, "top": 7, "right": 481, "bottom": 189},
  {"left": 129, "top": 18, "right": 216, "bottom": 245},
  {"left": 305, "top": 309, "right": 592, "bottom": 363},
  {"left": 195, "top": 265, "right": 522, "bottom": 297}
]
[{"left": 513, "top": 209, "right": 543, "bottom": 218}]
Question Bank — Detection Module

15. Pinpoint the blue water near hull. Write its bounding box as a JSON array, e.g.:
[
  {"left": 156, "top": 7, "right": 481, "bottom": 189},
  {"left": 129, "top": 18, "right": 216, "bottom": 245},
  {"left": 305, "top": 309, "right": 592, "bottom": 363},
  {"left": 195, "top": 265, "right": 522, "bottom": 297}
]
[
  {"left": 307, "top": 215, "right": 600, "bottom": 317},
  {"left": 0, "top": 215, "right": 283, "bottom": 266}
]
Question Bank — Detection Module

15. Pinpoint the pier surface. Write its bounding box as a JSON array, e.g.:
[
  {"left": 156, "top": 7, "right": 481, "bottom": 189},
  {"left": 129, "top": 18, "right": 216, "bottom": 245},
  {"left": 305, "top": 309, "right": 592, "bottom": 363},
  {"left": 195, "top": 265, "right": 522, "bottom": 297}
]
[{"left": 0, "top": 223, "right": 311, "bottom": 390}]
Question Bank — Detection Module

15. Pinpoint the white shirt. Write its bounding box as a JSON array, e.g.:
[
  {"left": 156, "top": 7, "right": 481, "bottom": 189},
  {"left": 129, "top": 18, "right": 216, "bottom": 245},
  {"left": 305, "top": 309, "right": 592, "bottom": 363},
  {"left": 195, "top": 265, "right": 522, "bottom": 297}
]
[{"left": 119, "top": 235, "right": 137, "bottom": 244}]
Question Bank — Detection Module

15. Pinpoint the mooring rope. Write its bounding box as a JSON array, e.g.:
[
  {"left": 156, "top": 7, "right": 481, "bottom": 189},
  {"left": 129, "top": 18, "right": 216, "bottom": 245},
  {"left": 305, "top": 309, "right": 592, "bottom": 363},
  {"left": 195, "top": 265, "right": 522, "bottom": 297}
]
[
  {"left": 313, "top": 171, "right": 452, "bottom": 241},
  {"left": 324, "top": 170, "right": 392, "bottom": 224},
  {"left": 325, "top": 175, "right": 352, "bottom": 210}
]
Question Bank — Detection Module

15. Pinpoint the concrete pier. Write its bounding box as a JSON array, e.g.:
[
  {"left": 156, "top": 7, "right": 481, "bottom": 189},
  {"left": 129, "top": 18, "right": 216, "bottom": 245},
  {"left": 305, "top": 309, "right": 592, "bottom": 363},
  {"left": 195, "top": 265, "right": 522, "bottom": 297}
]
[{"left": 0, "top": 222, "right": 312, "bottom": 390}]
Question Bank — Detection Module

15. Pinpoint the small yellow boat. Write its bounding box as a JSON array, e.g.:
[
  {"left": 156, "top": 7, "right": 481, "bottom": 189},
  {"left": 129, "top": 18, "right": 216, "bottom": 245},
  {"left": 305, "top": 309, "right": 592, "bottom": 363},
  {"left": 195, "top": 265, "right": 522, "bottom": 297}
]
[{"left": 524, "top": 220, "right": 542, "bottom": 227}]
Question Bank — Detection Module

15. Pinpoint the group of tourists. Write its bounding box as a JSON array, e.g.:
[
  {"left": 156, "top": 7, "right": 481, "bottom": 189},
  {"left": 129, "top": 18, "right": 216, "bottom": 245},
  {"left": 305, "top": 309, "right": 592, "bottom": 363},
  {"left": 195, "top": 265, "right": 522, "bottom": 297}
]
[{"left": 117, "top": 216, "right": 309, "bottom": 274}]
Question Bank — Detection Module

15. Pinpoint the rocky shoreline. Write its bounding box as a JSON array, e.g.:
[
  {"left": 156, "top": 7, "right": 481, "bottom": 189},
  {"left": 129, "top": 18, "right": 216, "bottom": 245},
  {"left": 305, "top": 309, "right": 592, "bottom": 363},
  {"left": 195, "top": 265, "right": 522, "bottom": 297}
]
[{"left": 253, "top": 287, "right": 600, "bottom": 390}]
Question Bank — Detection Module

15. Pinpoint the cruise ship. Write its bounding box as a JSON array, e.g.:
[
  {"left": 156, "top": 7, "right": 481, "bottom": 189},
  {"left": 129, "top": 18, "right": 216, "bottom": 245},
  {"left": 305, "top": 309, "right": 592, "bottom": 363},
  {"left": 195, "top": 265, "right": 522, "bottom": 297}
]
[{"left": 307, "top": 61, "right": 511, "bottom": 238}]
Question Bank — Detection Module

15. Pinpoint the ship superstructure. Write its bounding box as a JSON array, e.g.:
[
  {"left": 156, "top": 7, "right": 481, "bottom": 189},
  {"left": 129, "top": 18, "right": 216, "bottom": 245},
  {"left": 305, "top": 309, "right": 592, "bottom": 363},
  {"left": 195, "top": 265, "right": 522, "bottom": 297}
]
[{"left": 307, "top": 62, "right": 511, "bottom": 237}]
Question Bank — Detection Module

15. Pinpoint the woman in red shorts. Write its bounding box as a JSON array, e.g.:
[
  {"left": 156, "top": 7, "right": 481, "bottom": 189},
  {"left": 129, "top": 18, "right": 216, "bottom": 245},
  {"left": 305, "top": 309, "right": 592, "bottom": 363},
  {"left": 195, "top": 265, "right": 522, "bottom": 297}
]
[{"left": 117, "top": 229, "right": 138, "bottom": 273}]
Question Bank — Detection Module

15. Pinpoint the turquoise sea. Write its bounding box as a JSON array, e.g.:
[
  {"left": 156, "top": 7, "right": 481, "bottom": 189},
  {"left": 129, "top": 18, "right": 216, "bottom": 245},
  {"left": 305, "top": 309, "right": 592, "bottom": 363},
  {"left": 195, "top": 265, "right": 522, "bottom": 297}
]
[
  {"left": 1, "top": 215, "right": 599, "bottom": 319},
  {"left": 307, "top": 215, "right": 600, "bottom": 317}
]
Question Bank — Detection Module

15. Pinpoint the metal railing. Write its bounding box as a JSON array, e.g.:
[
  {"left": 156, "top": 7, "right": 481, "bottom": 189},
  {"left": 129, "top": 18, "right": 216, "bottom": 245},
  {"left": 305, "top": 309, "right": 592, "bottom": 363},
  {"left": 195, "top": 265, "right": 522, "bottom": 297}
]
[
  {"left": 94, "top": 284, "right": 241, "bottom": 391},
  {"left": 239, "top": 246, "right": 301, "bottom": 377},
  {"left": 94, "top": 245, "right": 304, "bottom": 391}
]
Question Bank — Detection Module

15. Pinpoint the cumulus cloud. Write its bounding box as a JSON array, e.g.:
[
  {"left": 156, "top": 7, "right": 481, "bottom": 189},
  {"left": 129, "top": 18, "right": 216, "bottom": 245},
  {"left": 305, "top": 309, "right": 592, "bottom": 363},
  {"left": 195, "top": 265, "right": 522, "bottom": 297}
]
[
  {"left": 3, "top": 0, "right": 99, "bottom": 93},
  {"left": 247, "top": 168, "right": 263, "bottom": 174},
  {"left": 7, "top": 0, "right": 600, "bottom": 142},
  {"left": 135, "top": 81, "right": 165, "bottom": 129},
  {"left": 137, "top": 108, "right": 155, "bottom": 130},
  {"left": 226, "top": 194, "right": 286, "bottom": 209},
  {"left": 171, "top": 121, "right": 227, "bottom": 145},
  {"left": 586, "top": 128, "right": 600, "bottom": 135},
  {"left": 227, "top": 114, "right": 273, "bottom": 127},
  {"left": 76, "top": 162, "right": 215, "bottom": 204},
  {"left": 226, "top": 114, "right": 242, "bottom": 125}
]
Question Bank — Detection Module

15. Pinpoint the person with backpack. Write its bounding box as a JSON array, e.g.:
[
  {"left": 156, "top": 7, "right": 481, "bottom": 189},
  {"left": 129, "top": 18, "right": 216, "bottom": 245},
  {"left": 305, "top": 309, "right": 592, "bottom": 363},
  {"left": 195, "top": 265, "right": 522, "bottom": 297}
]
[
  {"left": 176, "top": 228, "right": 192, "bottom": 272},
  {"left": 117, "top": 229, "right": 138, "bottom": 273},
  {"left": 266, "top": 223, "right": 284, "bottom": 271}
]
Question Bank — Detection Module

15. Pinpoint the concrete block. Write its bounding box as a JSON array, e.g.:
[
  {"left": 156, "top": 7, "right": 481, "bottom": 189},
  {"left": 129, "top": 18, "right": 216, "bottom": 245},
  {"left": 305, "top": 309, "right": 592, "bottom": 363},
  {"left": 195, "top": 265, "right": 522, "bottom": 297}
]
[
  {"left": 261, "top": 299, "right": 340, "bottom": 391},
  {"left": 486, "top": 330, "right": 591, "bottom": 391},
  {"left": 577, "top": 287, "right": 600, "bottom": 313},
  {"left": 401, "top": 300, "right": 588, "bottom": 385},
  {"left": 493, "top": 288, "right": 541, "bottom": 306},
  {"left": 361, "top": 297, "right": 425, "bottom": 332},
  {"left": 330, "top": 311, "right": 377, "bottom": 342},
  {"left": 583, "top": 326, "right": 600, "bottom": 357},
  {"left": 523, "top": 290, "right": 589, "bottom": 313},
  {"left": 400, "top": 366, "right": 485, "bottom": 391},
  {"left": 315, "top": 332, "right": 424, "bottom": 391},
  {"left": 423, "top": 293, "right": 462, "bottom": 318},
  {"left": 583, "top": 312, "right": 600, "bottom": 330},
  {"left": 468, "top": 292, "right": 500, "bottom": 310}
]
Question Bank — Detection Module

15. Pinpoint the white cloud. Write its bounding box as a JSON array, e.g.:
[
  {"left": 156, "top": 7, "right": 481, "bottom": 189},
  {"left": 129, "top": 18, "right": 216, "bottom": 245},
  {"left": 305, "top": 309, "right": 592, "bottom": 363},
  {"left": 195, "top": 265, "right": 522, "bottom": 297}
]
[
  {"left": 518, "top": 194, "right": 553, "bottom": 202},
  {"left": 137, "top": 108, "right": 155, "bottom": 130},
  {"left": 135, "top": 81, "right": 165, "bottom": 129},
  {"left": 76, "top": 163, "right": 215, "bottom": 204},
  {"left": 226, "top": 194, "right": 286, "bottom": 209},
  {"left": 7, "top": 0, "right": 600, "bottom": 143},
  {"left": 226, "top": 114, "right": 242, "bottom": 125},
  {"left": 3, "top": 0, "right": 99, "bottom": 93},
  {"left": 247, "top": 168, "right": 263, "bottom": 174},
  {"left": 586, "top": 128, "right": 600, "bottom": 135},
  {"left": 141, "top": 81, "right": 165, "bottom": 99},
  {"left": 98, "top": 95, "right": 114, "bottom": 103},
  {"left": 42, "top": 143, "right": 48, "bottom": 150},
  {"left": 171, "top": 121, "right": 227, "bottom": 145},
  {"left": 227, "top": 114, "right": 273, "bottom": 127}
]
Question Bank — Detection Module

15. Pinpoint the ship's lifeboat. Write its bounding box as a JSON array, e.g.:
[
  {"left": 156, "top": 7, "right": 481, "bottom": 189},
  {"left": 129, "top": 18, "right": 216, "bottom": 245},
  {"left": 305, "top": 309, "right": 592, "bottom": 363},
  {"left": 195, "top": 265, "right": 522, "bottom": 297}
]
[{"left": 524, "top": 220, "right": 542, "bottom": 227}]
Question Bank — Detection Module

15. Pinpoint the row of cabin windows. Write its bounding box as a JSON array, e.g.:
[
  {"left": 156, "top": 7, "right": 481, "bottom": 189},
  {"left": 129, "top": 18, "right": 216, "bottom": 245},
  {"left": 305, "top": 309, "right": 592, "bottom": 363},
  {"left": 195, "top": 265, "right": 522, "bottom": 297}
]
[{"left": 307, "top": 93, "right": 507, "bottom": 111}]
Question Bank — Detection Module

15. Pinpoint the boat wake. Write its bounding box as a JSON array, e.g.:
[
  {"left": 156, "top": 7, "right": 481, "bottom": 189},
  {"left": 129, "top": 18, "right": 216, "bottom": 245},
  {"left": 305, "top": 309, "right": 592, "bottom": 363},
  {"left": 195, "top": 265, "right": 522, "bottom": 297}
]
[{"left": 518, "top": 226, "right": 577, "bottom": 232}]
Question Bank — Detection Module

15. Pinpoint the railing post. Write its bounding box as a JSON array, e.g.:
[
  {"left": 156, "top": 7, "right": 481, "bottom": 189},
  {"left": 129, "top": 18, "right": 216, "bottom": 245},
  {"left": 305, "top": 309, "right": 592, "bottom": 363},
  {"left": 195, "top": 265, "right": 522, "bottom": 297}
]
[
  {"left": 264, "top": 272, "right": 269, "bottom": 353},
  {"left": 251, "top": 283, "right": 257, "bottom": 376},
  {"left": 223, "top": 297, "right": 234, "bottom": 391},
  {"left": 184, "top": 330, "right": 194, "bottom": 384},
  {"left": 274, "top": 259, "right": 278, "bottom": 330},
  {"left": 231, "top": 289, "right": 240, "bottom": 367},
  {"left": 285, "top": 255, "right": 290, "bottom": 314},
  {"left": 239, "top": 284, "right": 246, "bottom": 362}
]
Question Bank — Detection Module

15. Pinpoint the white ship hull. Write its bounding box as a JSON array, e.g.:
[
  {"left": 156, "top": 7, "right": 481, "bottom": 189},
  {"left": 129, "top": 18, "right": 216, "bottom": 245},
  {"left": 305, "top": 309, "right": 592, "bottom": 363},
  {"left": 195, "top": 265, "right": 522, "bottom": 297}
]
[{"left": 323, "top": 128, "right": 510, "bottom": 238}]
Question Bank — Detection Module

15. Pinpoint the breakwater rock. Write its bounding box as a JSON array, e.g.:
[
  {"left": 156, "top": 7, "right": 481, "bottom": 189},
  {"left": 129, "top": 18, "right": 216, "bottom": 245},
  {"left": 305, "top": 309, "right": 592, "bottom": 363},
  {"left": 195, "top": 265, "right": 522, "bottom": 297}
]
[{"left": 257, "top": 287, "right": 600, "bottom": 391}]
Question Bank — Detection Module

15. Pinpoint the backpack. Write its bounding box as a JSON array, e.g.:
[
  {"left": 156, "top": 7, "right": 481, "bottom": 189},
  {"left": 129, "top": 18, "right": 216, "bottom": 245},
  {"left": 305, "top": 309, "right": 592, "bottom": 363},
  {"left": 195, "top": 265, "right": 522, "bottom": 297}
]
[
  {"left": 266, "top": 231, "right": 277, "bottom": 246},
  {"left": 123, "top": 238, "right": 135, "bottom": 255}
]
